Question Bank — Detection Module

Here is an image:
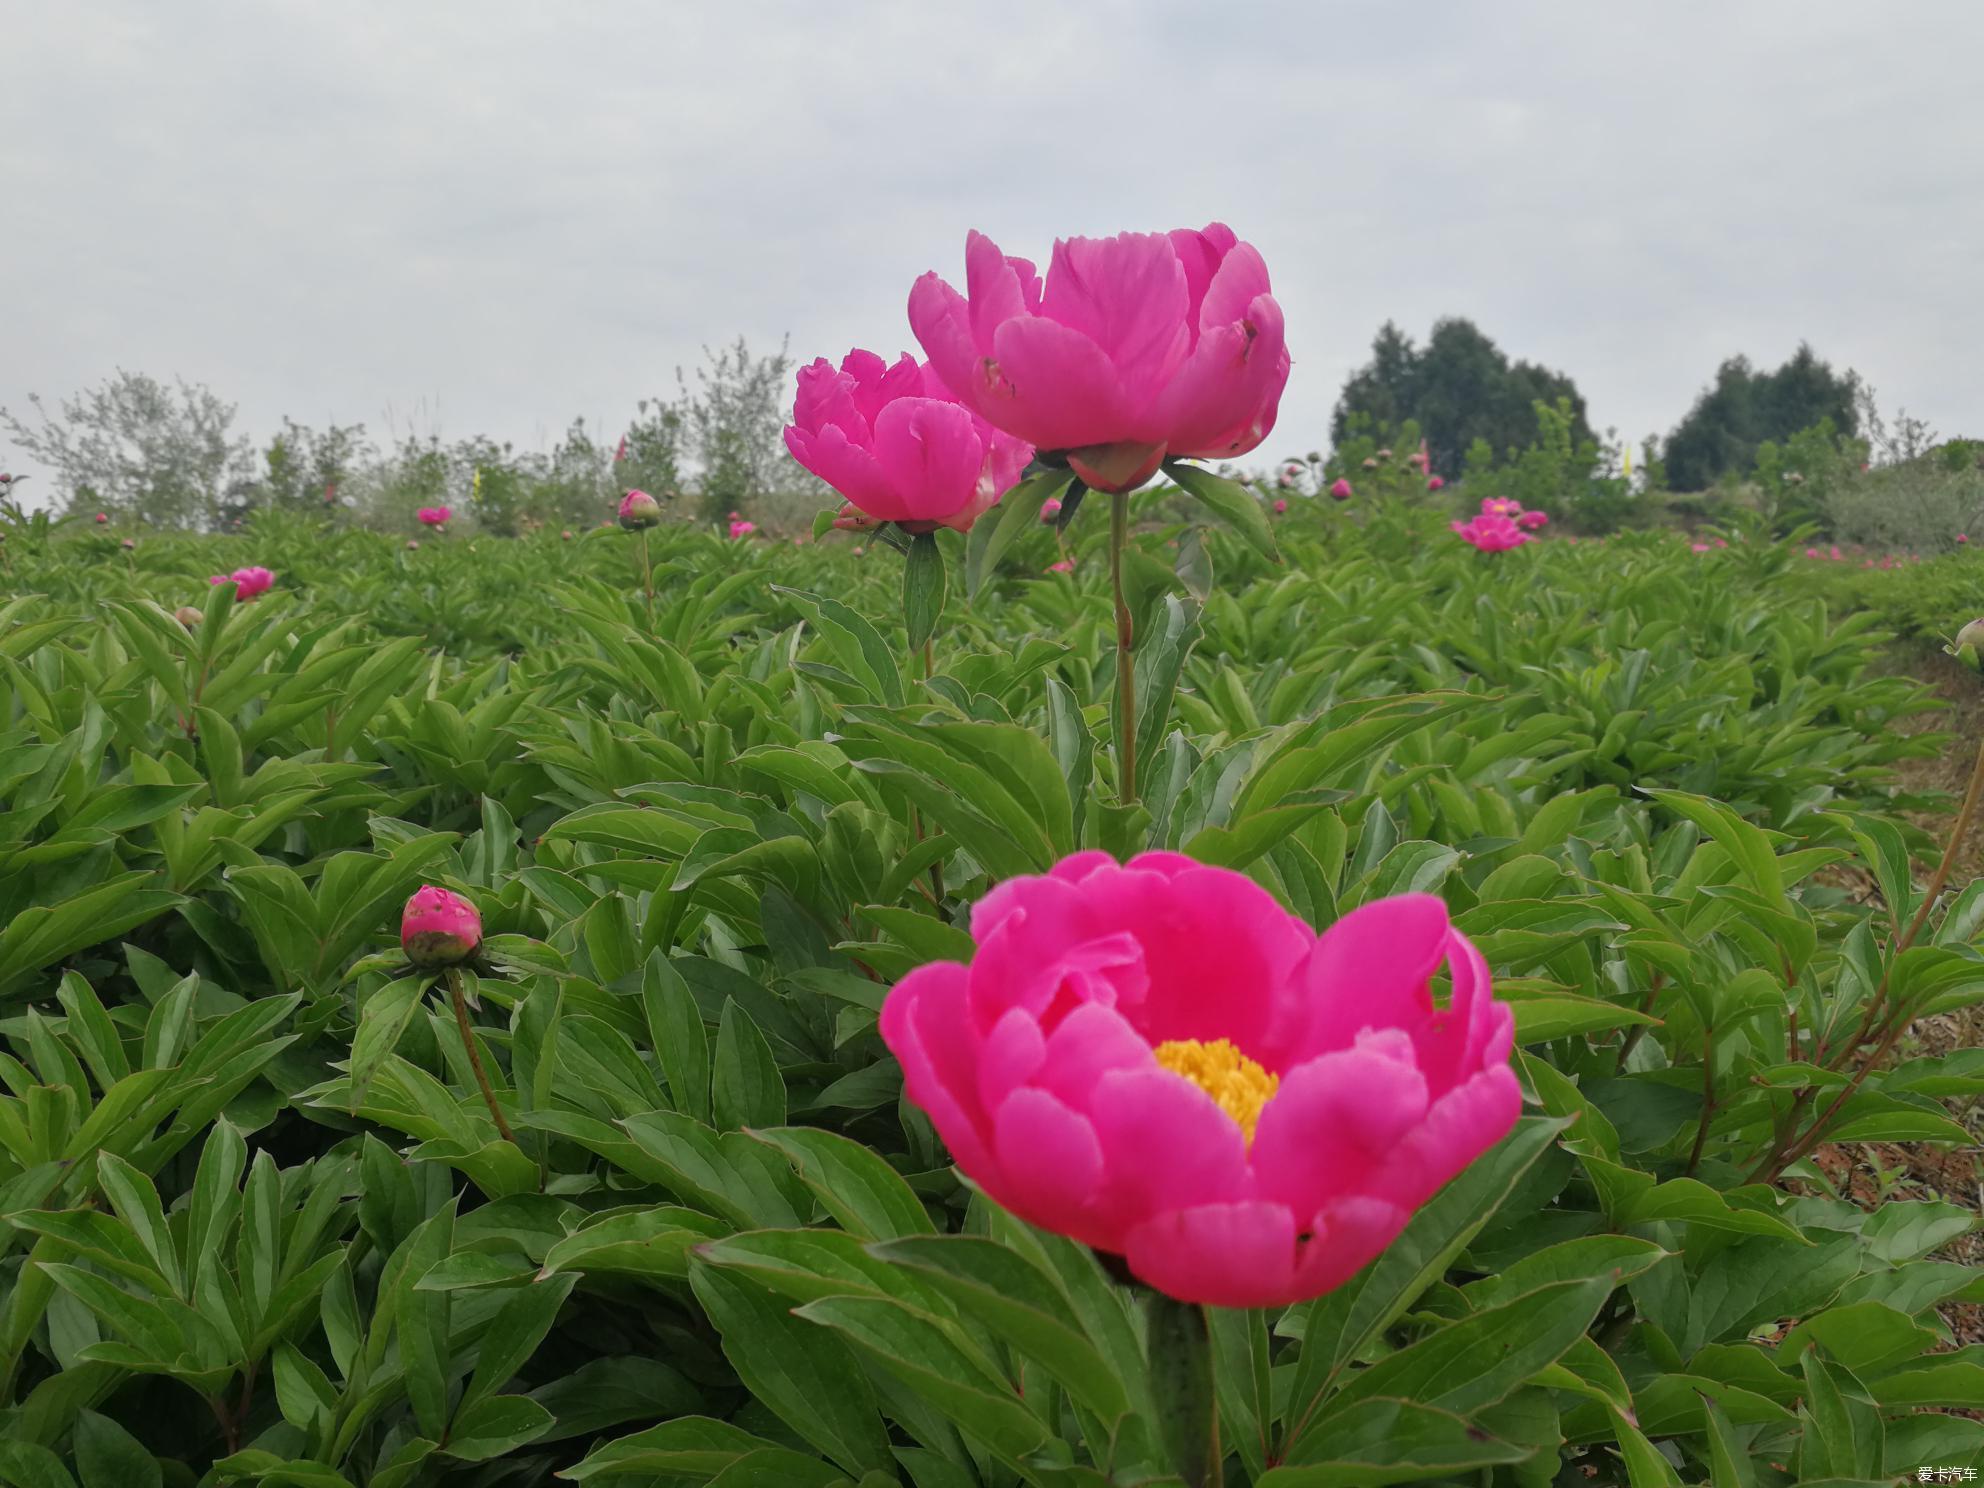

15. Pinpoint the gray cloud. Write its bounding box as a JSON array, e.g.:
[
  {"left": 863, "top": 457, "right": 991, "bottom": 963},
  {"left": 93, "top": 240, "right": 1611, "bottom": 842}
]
[{"left": 4, "top": 0, "right": 1978, "bottom": 492}]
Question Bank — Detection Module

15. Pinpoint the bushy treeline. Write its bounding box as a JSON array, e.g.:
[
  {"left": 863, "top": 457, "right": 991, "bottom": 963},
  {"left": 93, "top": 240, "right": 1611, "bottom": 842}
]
[{"left": 0, "top": 340, "right": 826, "bottom": 536}]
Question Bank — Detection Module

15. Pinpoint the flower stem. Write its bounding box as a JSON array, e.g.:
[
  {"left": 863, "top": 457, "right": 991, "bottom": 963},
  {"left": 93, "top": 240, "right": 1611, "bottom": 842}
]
[
  {"left": 446, "top": 967, "right": 515, "bottom": 1144},
  {"left": 1110, "top": 489, "right": 1138, "bottom": 805},
  {"left": 1146, "top": 1291, "right": 1220, "bottom": 1488},
  {"left": 638, "top": 528, "right": 655, "bottom": 630}
]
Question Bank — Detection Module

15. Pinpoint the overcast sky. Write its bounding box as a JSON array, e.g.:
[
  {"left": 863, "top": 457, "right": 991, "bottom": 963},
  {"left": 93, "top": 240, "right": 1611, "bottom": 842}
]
[{"left": 4, "top": 1, "right": 1977, "bottom": 493}]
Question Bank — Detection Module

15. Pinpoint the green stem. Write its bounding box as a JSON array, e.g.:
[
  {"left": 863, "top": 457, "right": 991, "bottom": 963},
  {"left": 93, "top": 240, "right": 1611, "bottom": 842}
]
[
  {"left": 446, "top": 967, "right": 515, "bottom": 1144},
  {"left": 1146, "top": 1291, "right": 1220, "bottom": 1488},
  {"left": 1110, "top": 489, "right": 1138, "bottom": 805},
  {"left": 638, "top": 528, "right": 655, "bottom": 630}
]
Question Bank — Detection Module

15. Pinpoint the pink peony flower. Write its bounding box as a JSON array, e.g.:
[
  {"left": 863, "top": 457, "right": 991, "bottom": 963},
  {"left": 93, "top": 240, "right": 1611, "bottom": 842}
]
[
  {"left": 401, "top": 885, "right": 481, "bottom": 967},
  {"left": 619, "top": 489, "right": 662, "bottom": 529},
  {"left": 1714, "top": 537, "right": 1728, "bottom": 548},
  {"left": 1047, "top": 559, "right": 1076, "bottom": 574},
  {"left": 417, "top": 506, "right": 451, "bottom": 527},
  {"left": 1960, "top": 534, "right": 1970, "bottom": 545},
  {"left": 728, "top": 519, "right": 757, "bottom": 539},
  {"left": 1806, "top": 547, "right": 1820, "bottom": 558},
  {"left": 1451, "top": 515, "right": 1529, "bottom": 553},
  {"left": 1480, "top": 496, "right": 1522, "bottom": 518},
  {"left": 785, "top": 349, "right": 1033, "bottom": 532},
  {"left": 1426, "top": 476, "right": 1445, "bottom": 492},
  {"left": 879, "top": 852, "right": 1517, "bottom": 1306},
  {"left": 1041, "top": 496, "right": 1064, "bottom": 524},
  {"left": 1829, "top": 546, "right": 1842, "bottom": 560},
  {"left": 208, "top": 566, "right": 274, "bottom": 599},
  {"left": 1273, "top": 498, "right": 1288, "bottom": 514},
  {"left": 909, "top": 223, "right": 1289, "bottom": 493},
  {"left": 94, "top": 512, "right": 107, "bottom": 523},
  {"left": 1329, "top": 478, "right": 1353, "bottom": 501},
  {"left": 1692, "top": 543, "right": 1712, "bottom": 553},
  {"left": 1517, "top": 510, "right": 1548, "bottom": 531}
]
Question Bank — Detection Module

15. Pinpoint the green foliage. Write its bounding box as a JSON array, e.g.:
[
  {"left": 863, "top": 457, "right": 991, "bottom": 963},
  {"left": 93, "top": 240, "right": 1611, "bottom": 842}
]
[
  {"left": 0, "top": 502, "right": 1976, "bottom": 1486},
  {"left": 1332, "top": 318, "right": 1593, "bottom": 481},
  {"left": 1663, "top": 345, "right": 1861, "bottom": 492}
]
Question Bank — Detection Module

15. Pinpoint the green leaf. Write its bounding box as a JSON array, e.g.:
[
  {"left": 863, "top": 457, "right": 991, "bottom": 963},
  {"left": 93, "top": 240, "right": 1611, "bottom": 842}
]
[
  {"left": 71, "top": 1411, "right": 159, "bottom": 1488},
  {"left": 348, "top": 976, "right": 428, "bottom": 1108},
  {"left": 868, "top": 1234, "right": 1131, "bottom": 1422},
  {"left": 643, "top": 951, "right": 710, "bottom": 1124},
  {"left": 563, "top": 1417, "right": 784, "bottom": 1481},
  {"left": 1262, "top": 1398, "right": 1533, "bottom": 1484},
  {"left": 712, "top": 1001, "right": 786, "bottom": 1131},
  {"left": 440, "top": 1395, "right": 554, "bottom": 1461},
  {"left": 964, "top": 469, "right": 1071, "bottom": 601},
  {"left": 794, "top": 1294, "right": 1048, "bottom": 1461},
  {"left": 688, "top": 1262, "right": 891, "bottom": 1476},
  {"left": 1163, "top": 461, "right": 1279, "bottom": 562},
  {"left": 1323, "top": 1276, "right": 1613, "bottom": 1423},
  {"left": 903, "top": 531, "right": 946, "bottom": 652},
  {"left": 750, "top": 1127, "right": 932, "bottom": 1241},
  {"left": 459, "top": 1272, "right": 575, "bottom": 1415}
]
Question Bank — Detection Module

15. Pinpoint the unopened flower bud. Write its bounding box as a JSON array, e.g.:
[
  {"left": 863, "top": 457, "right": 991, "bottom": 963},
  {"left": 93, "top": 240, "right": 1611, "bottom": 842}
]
[
  {"left": 619, "top": 489, "right": 662, "bottom": 529},
  {"left": 1330, "top": 478, "right": 1353, "bottom": 501},
  {"left": 174, "top": 605, "right": 204, "bottom": 628},
  {"left": 401, "top": 885, "right": 482, "bottom": 967}
]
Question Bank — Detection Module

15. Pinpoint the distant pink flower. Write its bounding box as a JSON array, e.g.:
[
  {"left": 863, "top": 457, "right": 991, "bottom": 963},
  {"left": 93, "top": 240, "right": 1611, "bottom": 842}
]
[
  {"left": 909, "top": 223, "right": 1289, "bottom": 493},
  {"left": 1041, "top": 496, "right": 1064, "bottom": 524},
  {"left": 1829, "top": 546, "right": 1841, "bottom": 560},
  {"left": 401, "top": 885, "right": 481, "bottom": 968},
  {"left": 1277, "top": 472, "right": 1294, "bottom": 489},
  {"left": 851, "top": 545, "right": 866, "bottom": 557},
  {"left": 879, "top": 852, "right": 1518, "bottom": 1306},
  {"left": 1714, "top": 537, "right": 1728, "bottom": 548},
  {"left": 1480, "top": 497, "right": 1522, "bottom": 518},
  {"left": 94, "top": 512, "right": 108, "bottom": 523},
  {"left": 1273, "top": 498, "right": 1288, "bottom": 515},
  {"left": 614, "top": 435, "right": 629, "bottom": 462},
  {"left": 786, "top": 349, "right": 1033, "bottom": 532},
  {"left": 1806, "top": 547, "right": 1820, "bottom": 558},
  {"left": 1691, "top": 543, "right": 1711, "bottom": 553},
  {"left": 417, "top": 506, "right": 451, "bottom": 527},
  {"left": 1960, "top": 534, "right": 1970, "bottom": 545},
  {"left": 728, "top": 519, "right": 757, "bottom": 540},
  {"left": 1329, "top": 478, "right": 1353, "bottom": 501},
  {"left": 1426, "top": 476, "right": 1445, "bottom": 492},
  {"left": 561, "top": 530, "right": 572, "bottom": 541},
  {"left": 1047, "top": 559, "right": 1076, "bottom": 574},
  {"left": 1361, "top": 458, "right": 1377, "bottom": 470},
  {"left": 207, "top": 566, "right": 274, "bottom": 599},
  {"left": 1452, "top": 514, "right": 1529, "bottom": 553},
  {"left": 1517, "top": 510, "right": 1548, "bottom": 531}
]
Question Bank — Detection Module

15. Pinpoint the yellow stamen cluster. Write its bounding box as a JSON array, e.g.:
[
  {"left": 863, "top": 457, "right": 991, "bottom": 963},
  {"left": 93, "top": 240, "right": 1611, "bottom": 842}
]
[{"left": 1153, "top": 1038, "right": 1280, "bottom": 1145}]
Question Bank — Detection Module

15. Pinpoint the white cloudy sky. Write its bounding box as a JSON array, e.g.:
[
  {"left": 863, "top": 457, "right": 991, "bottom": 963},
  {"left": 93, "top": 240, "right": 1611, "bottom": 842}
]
[{"left": 4, "top": 1, "right": 1977, "bottom": 491}]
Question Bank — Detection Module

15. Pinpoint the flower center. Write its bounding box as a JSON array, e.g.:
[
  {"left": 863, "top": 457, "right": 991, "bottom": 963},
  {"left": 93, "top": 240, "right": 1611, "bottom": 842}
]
[{"left": 1152, "top": 1038, "right": 1279, "bottom": 1145}]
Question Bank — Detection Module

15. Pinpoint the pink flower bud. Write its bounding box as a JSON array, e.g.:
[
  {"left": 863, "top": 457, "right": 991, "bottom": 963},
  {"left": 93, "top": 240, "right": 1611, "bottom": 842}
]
[
  {"left": 618, "top": 489, "right": 662, "bottom": 529},
  {"left": 1360, "top": 458, "right": 1376, "bottom": 470},
  {"left": 561, "top": 530, "right": 573, "bottom": 540},
  {"left": 1329, "top": 478, "right": 1353, "bottom": 501},
  {"left": 406, "top": 539, "right": 420, "bottom": 550},
  {"left": 1041, "top": 497, "right": 1064, "bottom": 524},
  {"left": 121, "top": 538, "right": 135, "bottom": 550},
  {"left": 174, "top": 605, "right": 204, "bottom": 628},
  {"left": 1426, "top": 476, "right": 1444, "bottom": 492},
  {"left": 94, "top": 513, "right": 108, "bottom": 523},
  {"left": 401, "top": 885, "right": 482, "bottom": 967},
  {"left": 1960, "top": 534, "right": 1970, "bottom": 544},
  {"left": 1273, "top": 498, "right": 1288, "bottom": 514},
  {"left": 1047, "top": 559, "right": 1075, "bottom": 574},
  {"left": 1375, "top": 448, "right": 1392, "bottom": 460}
]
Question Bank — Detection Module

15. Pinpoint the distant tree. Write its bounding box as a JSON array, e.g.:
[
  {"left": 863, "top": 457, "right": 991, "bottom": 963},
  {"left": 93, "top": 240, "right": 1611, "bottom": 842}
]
[
  {"left": 674, "top": 336, "right": 800, "bottom": 526},
  {"left": 1661, "top": 344, "right": 1859, "bottom": 491},
  {"left": 250, "top": 418, "right": 369, "bottom": 514},
  {"left": 0, "top": 370, "right": 251, "bottom": 528},
  {"left": 1332, "top": 318, "right": 1591, "bottom": 479}
]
